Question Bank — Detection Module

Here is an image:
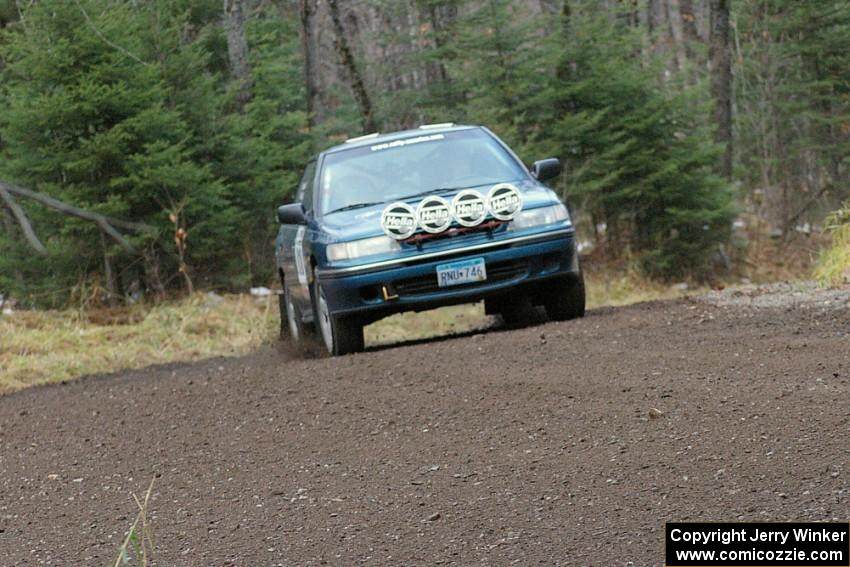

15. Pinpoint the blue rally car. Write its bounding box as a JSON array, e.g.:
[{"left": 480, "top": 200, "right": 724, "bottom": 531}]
[{"left": 275, "top": 124, "right": 585, "bottom": 355}]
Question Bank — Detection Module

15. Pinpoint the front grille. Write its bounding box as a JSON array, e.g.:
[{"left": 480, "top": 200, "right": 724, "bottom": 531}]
[
  {"left": 393, "top": 259, "right": 528, "bottom": 296},
  {"left": 404, "top": 220, "right": 508, "bottom": 246}
]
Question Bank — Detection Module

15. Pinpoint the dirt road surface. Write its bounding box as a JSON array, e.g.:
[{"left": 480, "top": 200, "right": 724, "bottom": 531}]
[{"left": 1, "top": 287, "right": 848, "bottom": 566}]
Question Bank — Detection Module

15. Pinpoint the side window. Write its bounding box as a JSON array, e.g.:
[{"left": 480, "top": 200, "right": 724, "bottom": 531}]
[{"left": 296, "top": 160, "right": 317, "bottom": 212}]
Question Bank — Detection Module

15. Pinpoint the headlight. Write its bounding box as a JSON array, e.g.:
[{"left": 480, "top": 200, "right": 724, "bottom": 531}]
[
  {"left": 511, "top": 203, "right": 571, "bottom": 229},
  {"left": 327, "top": 235, "right": 401, "bottom": 261}
]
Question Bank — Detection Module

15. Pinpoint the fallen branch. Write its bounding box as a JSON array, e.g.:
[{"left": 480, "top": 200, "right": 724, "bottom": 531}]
[
  {"left": 0, "top": 183, "right": 47, "bottom": 255},
  {"left": 0, "top": 180, "right": 155, "bottom": 253}
]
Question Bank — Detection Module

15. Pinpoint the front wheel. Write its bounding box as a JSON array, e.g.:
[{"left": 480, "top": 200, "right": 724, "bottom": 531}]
[
  {"left": 499, "top": 294, "right": 539, "bottom": 329},
  {"left": 314, "top": 278, "right": 364, "bottom": 356},
  {"left": 543, "top": 272, "right": 586, "bottom": 321}
]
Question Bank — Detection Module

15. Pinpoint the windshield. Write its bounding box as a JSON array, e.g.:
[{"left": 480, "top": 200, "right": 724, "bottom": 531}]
[{"left": 318, "top": 128, "right": 527, "bottom": 215}]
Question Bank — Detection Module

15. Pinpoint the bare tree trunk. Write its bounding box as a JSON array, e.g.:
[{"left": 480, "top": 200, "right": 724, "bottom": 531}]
[
  {"left": 679, "top": 0, "right": 700, "bottom": 58},
  {"left": 680, "top": 0, "right": 699, "bottom": 40},
  {"left": 538, "top": 0, "right": 559, "bottom": 15},
  {"left": 100, "top": 230, "right": 118, "bottom": 306},
  {"left": 646, "top": 0, "right": 658, "bottom": 34},
  {"left": 1, "top": 205, "right": 26, "bottom": 286},
  {"left": 423, "top": 3, "right": 448, "bottom": 85},
  {"left": 223, "top": 0, "right": 253, "bottom": 111},
  {"left": 327, "top": 0, "right": 377, "bottom": 133},
  {"left": 666, "top": 0, "right": 689, "bottom": 72},
  {"left": 695, "top": 0, "right": 711, "bottom": 42},
  {"left": 710, "top": 0, "right": 733, "bottom": 179},
  {"left": 143, "top": 246, "right": 165, "bottom": 300},
  {"left": 487, "top": 0, "right": 511, "bottom": 83},
  {"left": 638, "top": 0, "right": 653, "bottom": 60},
  {"left": 557, "top": 0, "right": 573, "bottom": 82},
  {"left": 299, "top": 0, "right": 319, "bottom": 129}
]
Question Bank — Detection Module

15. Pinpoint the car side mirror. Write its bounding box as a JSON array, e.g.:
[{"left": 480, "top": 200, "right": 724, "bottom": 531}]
[
  {"left": 277, "top": 203, "right": 307, "bottom": 225},
  {"left": 531, "top": 158, "right": 562, "bottom": 182}
]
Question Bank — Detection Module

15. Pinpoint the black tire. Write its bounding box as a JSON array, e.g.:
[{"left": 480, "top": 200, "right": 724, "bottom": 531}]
[
  {"left": 543, "top": 272, "right": 586, "bottom": 321},
  {"left": 278, "top": 291, "right": 287, "bottom": 338},
  {"left": 313, "top": 277, "right": 364, "bottom": 356},
  {"left": 280, "top": 284, "right": 308, "bottom": 343},
  {"left": 499, "top": 294, "right": 539, "bottom": 329}
]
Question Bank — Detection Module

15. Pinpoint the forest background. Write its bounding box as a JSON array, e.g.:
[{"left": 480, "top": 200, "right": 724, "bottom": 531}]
[{"left": 1, "top": 0, "right": 848, "bottom": 307}]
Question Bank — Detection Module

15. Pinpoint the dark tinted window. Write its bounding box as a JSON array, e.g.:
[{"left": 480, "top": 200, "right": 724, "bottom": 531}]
[{"left": 296, "top": 160, "right": 317, "bottom": 211}]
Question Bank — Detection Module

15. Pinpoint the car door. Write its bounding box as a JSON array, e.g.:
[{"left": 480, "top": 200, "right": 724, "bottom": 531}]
[{"left": 277, "top": 160, "right": 317, "bottom": 315}]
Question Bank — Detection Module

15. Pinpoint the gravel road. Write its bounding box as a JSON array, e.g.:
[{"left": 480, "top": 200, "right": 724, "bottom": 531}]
[{"left": 1, "top": 286, "right": 848, "bottom": 566}]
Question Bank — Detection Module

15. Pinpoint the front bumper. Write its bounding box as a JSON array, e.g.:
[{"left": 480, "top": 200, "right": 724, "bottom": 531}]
[{"left": 316, "top": 229, "right": 579, "bottom": 321}]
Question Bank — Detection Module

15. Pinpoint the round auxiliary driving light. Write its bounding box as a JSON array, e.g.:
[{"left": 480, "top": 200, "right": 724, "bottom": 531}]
[
  {"left": 486, "top": 183, "right": 523, "bottom": 221},
  {"left": 416, "top": 196, "right": 452, "bottom": 233},
  {"left": 452, "top": 190, "right": 488, "bottom": 227},
  {"left": 381, "top": 202, "right": 417, "bottom": 240}
]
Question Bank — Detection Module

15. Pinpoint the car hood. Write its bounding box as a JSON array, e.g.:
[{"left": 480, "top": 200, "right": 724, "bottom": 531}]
[{"left": 317, "top": 180, "right": 559, "bottom": 242}]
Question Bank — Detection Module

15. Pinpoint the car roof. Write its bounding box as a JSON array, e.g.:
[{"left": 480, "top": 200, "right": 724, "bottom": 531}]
[{"left": 321, "top": 124, "right": 480, "bottom": 155}]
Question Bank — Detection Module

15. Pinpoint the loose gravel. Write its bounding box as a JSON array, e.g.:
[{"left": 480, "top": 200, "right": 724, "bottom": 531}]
[{"left": 1, "top": 288, "right": 848, "bottom": 566}]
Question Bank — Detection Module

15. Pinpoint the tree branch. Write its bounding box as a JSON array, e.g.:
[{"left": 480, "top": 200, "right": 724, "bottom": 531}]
[
  {"left": 71, "top": 0, "right": 151, "bottom": 67},
  {"left": 0, "top": 183, "right": 48, "bottom": 255},
  {"left": 0, "top": 180, "right": 155, "bottom": 253}
]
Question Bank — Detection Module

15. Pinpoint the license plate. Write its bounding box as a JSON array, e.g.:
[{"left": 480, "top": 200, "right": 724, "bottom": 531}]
[{"left": 436, "top": 257, "right": 487, "bottom": 288}]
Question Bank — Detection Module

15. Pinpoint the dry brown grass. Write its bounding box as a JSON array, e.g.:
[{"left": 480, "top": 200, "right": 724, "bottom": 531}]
[
  {"left": 0, "top": 294, "right": 278, "bottom": 392},
  {"left": 585, "top": 270, "right": 701, "bottom": 306},
  {"left": 1, "top": 270, "right": 705, "bottom": 392},
  {"left": 814, "top": 207, "right": 850, "bottom": 287}
]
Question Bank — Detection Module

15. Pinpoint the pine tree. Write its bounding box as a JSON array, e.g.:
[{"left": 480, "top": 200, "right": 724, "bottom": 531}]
[
  {"left": 0, "top": 0, "right": 235, "bottom": 301},
  {"left": 734, "top": 0, "right": 850, "bottom": 230},
  {"left": 527, "top": 3, "right": 735, "bottom": 279},
  {"left": 776, "top": 0, "right": 850, "bottom": 191},
  {"left": 364, "top": 0, "right": 467, "bottom": 129},
  {"left": 0, "top": 0, "right": 312, "bottom": 301},
  {"left": 219, "top": 2, "right": 312, "bottom": 285},
  {"left": 447, "top": 0, "right": 545, "bottom": 144}
]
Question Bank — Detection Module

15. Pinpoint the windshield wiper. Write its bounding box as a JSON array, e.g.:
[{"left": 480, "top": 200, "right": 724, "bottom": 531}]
[{"left": 325, "top": 202, "right": 384, "bottom": 215}]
